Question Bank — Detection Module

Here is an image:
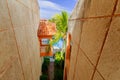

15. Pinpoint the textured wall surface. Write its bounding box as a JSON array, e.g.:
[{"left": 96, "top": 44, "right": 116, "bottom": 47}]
[
  {"left": 0, "top": 0, "right": 41, "bottom": 80},
  {"left": 68, "top": 0, "right": 120, "bottom": 80}
]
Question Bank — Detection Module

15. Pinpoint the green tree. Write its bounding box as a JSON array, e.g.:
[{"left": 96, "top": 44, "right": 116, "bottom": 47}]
[
  {"left": 49, "top": 31, "right": 63, "bottom": 46},
  {"left": 49, "top": 11, "right": 68, "bottom": 45},
  {"left": 49, "top": 11, "right": 68, "bottom": 33}
]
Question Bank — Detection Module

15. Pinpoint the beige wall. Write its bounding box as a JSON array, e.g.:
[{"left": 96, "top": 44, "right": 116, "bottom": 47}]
[
  {"left": 68, "top": 0, "right": 120, "bottom": 80},
  {"left": 0, "top": 0, "right": 41, "bottom": 80}
]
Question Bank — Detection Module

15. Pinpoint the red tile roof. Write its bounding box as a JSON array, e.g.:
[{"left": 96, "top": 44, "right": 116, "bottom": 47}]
[{"left": 38, "top": 20, "right": 57, "bottom": 36}]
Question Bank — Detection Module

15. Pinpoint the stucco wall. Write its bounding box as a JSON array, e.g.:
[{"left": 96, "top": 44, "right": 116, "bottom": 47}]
[
  {"left": 0, "top": 0, "right": 41, "bottom": 80},
  {"left": 68, "top": 0, "right": 120, "bottom": 80}
]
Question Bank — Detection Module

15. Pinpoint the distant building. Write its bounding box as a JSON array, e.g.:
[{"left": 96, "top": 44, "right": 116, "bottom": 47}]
[{"left": 38, "top": 19, "right": 57, "bottom": 57}]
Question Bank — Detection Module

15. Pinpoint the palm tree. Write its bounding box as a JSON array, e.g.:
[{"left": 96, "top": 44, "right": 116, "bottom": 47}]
[
  {"left": 49, "top": 11, "right": 68, "bottom": 34},
  {"left": 49, "top": 11, "right": 68, "bottom": 45}
]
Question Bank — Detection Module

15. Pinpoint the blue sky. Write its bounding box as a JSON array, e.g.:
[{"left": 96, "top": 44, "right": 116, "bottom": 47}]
[{"left": 38, "top": 0, "right": 77, "bottom": 19}]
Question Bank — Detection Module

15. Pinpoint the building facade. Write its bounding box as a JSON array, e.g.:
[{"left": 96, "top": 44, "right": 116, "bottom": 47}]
[{"left": 38, "top": 20, "right": 56, "bottom": 57}]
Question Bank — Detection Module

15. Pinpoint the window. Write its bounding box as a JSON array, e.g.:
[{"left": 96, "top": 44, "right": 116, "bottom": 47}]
[{"left": 41, "top": 38, "right": 50, "bottom": 45}]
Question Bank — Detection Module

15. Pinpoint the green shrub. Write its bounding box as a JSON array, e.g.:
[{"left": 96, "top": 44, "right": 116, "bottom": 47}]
[
  {"left": 54, "top": 60, "right": 64, "bottom": 68},
  {"left": 61, "top": 60, "right": 64, "bottom": 69},
  {"left": 40, "top": 74, "right": 48, "bottom": 80},
  {"left": 44, "top": 57, "right": 50, "bottom": 66},
  {"left": 54, "top": 69, "right": 63, "bottom": 80},
  {"left": 55, "top": 59, "right": 60, "bottom": 68},
  {"left": 41, "top": 57, "right": 50, "bottom": 74},
  {"left": 42, "top": 63, "right": 48, "bottom": 74},
  {"left": 54, "top": 52, "right": 64, "bottom": 80}
]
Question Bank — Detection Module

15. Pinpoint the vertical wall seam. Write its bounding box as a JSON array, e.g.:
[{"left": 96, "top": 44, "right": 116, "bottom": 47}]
[
  {"left": 90, "top": 0, "right": 119, "bottom": 80},
  {"left": 72, "top": 7, "right": 79, "bottom": 79},
  {"left": 72, "top": 20, "right": 84, "bottom": 80},
  {"left": 72, "top": 1, "right": 81, "bottom": 79},
  {"left": 72, "top": 0, "right": 88, "bottom": 79},
  {"left": 27, "top": 1, "right": 34, "bottom": 80},
  {"left": 6, "top": 0, "right": 25, "bottom": 80},
  {"left": 31, "top": 0, "right": 41, "bottom": 77},
  {"left": 24, "top": 28, "right": 34, "bottom": 80},
  {"left": 30, "top": 59, "right": 34, "bottom": 80}
]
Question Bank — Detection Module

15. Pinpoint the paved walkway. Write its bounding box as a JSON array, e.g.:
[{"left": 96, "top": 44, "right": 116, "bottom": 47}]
[{"left": 48, "top": 62, "right": 54, "bottom": 80}]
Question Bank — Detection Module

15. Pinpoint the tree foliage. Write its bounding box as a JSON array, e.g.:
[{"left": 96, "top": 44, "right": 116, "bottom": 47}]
[
  {"left": 41, "top": 57, "right": 50, "bottom": 74},
  {"left": 49, "top": 11, "right": 68, "bottom": 33},
  {"left": 40, "top": 74, "right": 48, "bottom": 80},
  {"left": 49, "top": 11, "right": 68, "bottom": 45},
  {"left": 49, "top": 31, "right": 63, "bottom": 46},
  {"left": 54, "top": 52, "right": 65, "bottom": 80}
]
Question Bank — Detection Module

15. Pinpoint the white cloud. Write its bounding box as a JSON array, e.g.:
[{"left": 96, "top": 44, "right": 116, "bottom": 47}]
[
  {"left": 38, "top": 0, "right": 71, "bottom": 19},
  {"left": 40, "top": 8, "right": 61, "bottom": 19},
  {"left": 38, "top": 0, "right": 65, "bottom": 11}
]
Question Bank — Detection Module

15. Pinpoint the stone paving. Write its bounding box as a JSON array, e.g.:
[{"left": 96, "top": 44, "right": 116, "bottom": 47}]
[{"left": 48, "top": 62, "right": 54, "bottom": 80}]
